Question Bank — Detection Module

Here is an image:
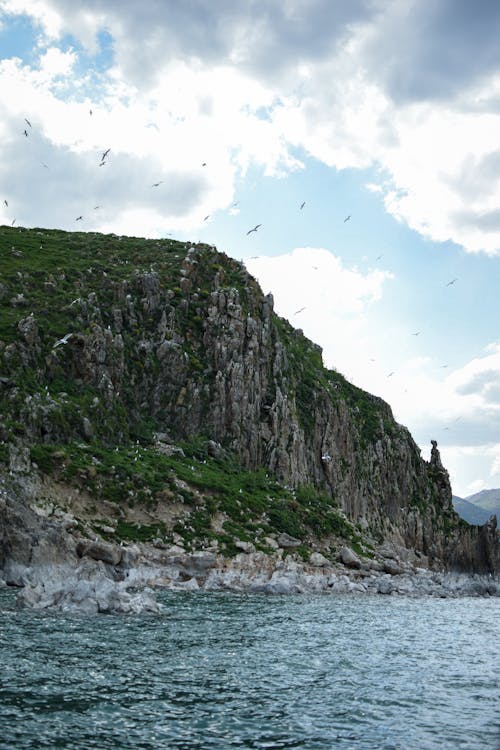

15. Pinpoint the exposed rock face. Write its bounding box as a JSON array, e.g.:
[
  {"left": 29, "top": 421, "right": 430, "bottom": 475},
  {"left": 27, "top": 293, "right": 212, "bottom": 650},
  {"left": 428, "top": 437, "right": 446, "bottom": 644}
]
[
  {"left": 0, "top": 475, "right": 78, "bottom": 585},
  {"left": 1, "top": 230, "right": 498, "bottom": 575}
]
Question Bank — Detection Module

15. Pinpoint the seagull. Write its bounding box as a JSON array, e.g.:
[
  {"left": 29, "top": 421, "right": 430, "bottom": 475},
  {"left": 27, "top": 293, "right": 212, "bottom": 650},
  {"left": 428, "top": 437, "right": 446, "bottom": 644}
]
[
  {"left": 25, "top": 118, "right": 32, "bottom": 128},
  {"left": 375, "top": 254, "right": 383, "bottom": 261},
  {"left": 344, "top": 215, "right": 351, "bottom": 222},
  {"left": 201, "top": 162, "right": 207, "bottom": 166},
  {"left": 93, "top": 205, "right": 102, "bottom": 210},
  {"left": 53, "top": 333, "right": 73, "bottom": 348},
  {"left": 387, "top": 371, "right": 395, "bottom": 377},
  {"left": 89, "top": 109, "right": 93, "bottom": 116},
  {"left": 446, "top": 278, "right": 458, "bottom": 286},
  {"left": 300, "top": 201, "right": 306, "bottom": 209},
  {"left": 41, "top": 162, "right": 49, "bottom": 168},
  {"left": 203, "top": 215, "right": 210, "bottom": 221},
  {"left": 151, "top": 182, "right": 163, "bottom": 187},
  {"left": 11, "top": 219, "right": 15, "bottom": 226},
  {"left": 101, "top": 148, "right": 111, "bottom": 161},
  {"left": 3, "top": 200, "right": 7, "bottom": 207},
  {"left": 411, "top": 331, "right": 421, "bottom": 336},
  {"left": 246, "top": 224, "right": 262, "bottom": 235},
  {"left": 294, "top": 307, "right": 306, "bottom": 315},
  {"left": 75, "top": 216, "right": 83, "bottom": 221},
  {"left": 23, "top": 129, "right": 29, "bottom": 137}
]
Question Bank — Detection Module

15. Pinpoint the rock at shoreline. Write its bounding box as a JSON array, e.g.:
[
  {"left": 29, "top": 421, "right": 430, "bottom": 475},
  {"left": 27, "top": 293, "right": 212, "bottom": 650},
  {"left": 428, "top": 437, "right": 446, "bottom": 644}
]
[
  {"left": 16, "top": 570, "right": 161, "bottom": 614},
  {"left": 339, "top": 546, "right": 361, "bottom": 569}
]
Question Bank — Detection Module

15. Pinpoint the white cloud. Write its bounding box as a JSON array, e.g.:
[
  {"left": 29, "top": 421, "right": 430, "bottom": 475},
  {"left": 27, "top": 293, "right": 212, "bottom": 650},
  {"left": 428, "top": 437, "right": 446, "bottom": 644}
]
[{"left": 2, "top": 1, "right": 500, "bottom": 252}]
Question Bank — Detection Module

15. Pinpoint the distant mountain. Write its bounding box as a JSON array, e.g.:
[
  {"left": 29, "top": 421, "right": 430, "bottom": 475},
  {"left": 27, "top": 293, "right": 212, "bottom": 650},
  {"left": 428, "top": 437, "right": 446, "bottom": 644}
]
[
  {"left": 465, "top": 489, "right": 500, "bottom": 515},
  {"left": 452, "top": 496, "right": 491, "bottom": 526},
  {"left": 466, "top": 489, "right": 500, "bottom": 517}
]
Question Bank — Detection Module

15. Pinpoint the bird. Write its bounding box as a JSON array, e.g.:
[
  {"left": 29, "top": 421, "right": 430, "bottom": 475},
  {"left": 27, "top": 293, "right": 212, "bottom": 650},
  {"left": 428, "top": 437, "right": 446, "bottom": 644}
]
[
  {"left": 294, "top": 307, "right": 306, "bottom": 315},
  {"left": 151, "top": 182, "right": 163, "bottom": 187},
  {"left": 201, "top": 162, "right": 207, "bottom": 166},
  {"left": 411, "top": 331, "right": 421, "bottom": 336},
  {"left": 375, "top": 254, "right": 383, "bottom": 261},
  {"left": 203, "top": 215, "right": 210, "bottom": 221},
  {"left": 387, "top": 371, "right": 395, "bottom": 377},
  {"left": 89, "top": 109, "right": 93, "bottom": 116},
  {"left": 25, "top": 118, "right": 32, "bottom": 128},
  {"left": 93, "top": 205, "right": 102, "bottom": 210},
  {"left": 11, "top": 219, "right": 15, "bottom": 226},
  {"left": 53, "top": 333, "right": 73, "bottom": 348},
  {"left": 99, "top": 160, "right": 106, "bottom": 167},
  {"left": 246, "top": 224, "right": 262, "bottom": 235},
  {"left": 3, "top": 200, "right": 7, "bottom": 207},
  {"left": 446, "top": 278, "right": 458, "bottom": 286},
  {"left": 344, "top": 215, "right": 351, "bottom": 222},
  {"left": 23, "top": 129, "right": 29, "bottom": 137},
  {"left": 300, "top": 201, "right": 306, "bottom": 209},
  {"left": 41, "top": 162, "right": 49, "bottom": 168},
  {"left": 75, "top": 216, "right": 83, "bottom": 221},
  {"left": 101, "top": 148, "right": 110, "bottom": 161}
]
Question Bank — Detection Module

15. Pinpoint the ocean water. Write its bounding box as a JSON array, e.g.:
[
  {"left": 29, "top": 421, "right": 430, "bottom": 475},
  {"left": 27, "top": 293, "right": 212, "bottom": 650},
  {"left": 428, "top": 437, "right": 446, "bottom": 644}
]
[{"left": 0, "top": 588, "right": 498, "bottom": 750}]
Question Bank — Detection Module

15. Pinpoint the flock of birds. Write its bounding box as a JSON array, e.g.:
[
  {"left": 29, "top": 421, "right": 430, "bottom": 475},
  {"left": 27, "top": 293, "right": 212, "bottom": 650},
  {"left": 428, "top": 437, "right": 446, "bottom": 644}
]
[{"left": 3, "top": 113, "right": 462, "bottom": 427}]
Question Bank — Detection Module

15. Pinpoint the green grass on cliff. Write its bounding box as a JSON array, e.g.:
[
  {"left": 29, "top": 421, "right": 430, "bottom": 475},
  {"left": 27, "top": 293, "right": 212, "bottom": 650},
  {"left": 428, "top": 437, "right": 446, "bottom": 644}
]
[
  {"left": 26, "top": 437, "right": 364, "bottom": 556},
  {"left": 0, "top": 225, "right": 411, "bottom": 558}
]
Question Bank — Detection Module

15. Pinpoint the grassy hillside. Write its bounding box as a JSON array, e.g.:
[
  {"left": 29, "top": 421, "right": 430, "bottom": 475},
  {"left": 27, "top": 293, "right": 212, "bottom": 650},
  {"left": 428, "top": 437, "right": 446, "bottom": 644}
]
[{"left": 0, "top": 224, "right": 375, "bottom": 558}]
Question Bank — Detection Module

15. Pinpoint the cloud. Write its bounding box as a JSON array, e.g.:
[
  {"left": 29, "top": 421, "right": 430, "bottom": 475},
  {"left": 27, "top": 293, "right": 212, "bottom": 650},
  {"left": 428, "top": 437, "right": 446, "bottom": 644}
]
[
  {"left": 3, "top": 1, "right": 500, "bottom": 253},
  {"left": 360, "top": 0, "right": 500, "bottom": 104}
]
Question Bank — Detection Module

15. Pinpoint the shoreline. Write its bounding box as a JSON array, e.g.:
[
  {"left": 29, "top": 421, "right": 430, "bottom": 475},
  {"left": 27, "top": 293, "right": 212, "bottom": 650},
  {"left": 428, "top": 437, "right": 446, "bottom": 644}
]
[{"left": 4, "top": 545, "right": 499, "bottom": 614}]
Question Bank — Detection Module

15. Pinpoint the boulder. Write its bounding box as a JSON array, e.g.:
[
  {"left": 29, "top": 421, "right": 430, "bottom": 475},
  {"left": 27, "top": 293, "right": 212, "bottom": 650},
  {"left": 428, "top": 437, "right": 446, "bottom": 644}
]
[
  {"left": 309, "top": 552, "right": 329, "bottom": 567},
  {"left": 277, "top": 533, "right": 301, "bottom": 549},
  {"left": 339, "top": 546, "right": 361, "bottom": 569},
  {"left": 76, "top": 540, "right": 122, "bottom": 566}
]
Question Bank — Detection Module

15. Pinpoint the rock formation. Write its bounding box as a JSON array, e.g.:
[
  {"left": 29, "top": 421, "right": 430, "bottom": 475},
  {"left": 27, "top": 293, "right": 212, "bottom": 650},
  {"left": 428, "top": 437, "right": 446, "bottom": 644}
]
[{"left": 0, "top": 226, "right": 498, "bottom": 586}]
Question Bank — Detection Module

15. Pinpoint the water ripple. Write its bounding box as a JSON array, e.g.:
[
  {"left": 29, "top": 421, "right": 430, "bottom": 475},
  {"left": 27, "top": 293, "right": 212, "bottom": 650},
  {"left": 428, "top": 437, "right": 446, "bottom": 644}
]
[{"left": 0, "top": 589, "right": 498, "bottom": 749}]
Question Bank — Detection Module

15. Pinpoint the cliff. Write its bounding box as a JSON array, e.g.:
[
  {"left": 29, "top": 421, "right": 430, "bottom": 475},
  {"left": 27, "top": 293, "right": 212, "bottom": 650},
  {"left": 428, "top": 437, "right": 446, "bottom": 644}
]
[{"left": 0, "top": 226, "right": 498, "bottom": 575}]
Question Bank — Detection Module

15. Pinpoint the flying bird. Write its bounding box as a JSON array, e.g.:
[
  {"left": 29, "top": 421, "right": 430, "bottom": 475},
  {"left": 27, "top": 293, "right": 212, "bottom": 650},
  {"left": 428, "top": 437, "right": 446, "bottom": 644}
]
[
  {"left": 75, "top": 216, "right": 83, "bottom": 221},
  {"left": 375, "top": 254, "right": 383, "bottom": 261},
  {"left": 25, "top": 118, "right": 32, "bottom": 128},
  {"left": 41, "top": 162, "right": 49, "bottom": 168},
  {"left": 201, "top": 162, "right": 207, "bottom": 166},
  {"left": 446, "top": 278, "right": 458, "bottom": 286},
  {"left": 203, "top": 215, "right": 210, "bottom": 221},
  {"left": 411, "top": 332, "right": 421, "bottom": 336},
  {"left": 300, "top": 201, "right": 306, "bottom": 209},
  {"left": 387, "top": 371, "right": 395, "bottom": 377},
  {"left": 93, "top": 205, "right": 102, "bottom": 210},
  {"left": 3, "top": 200, "right": 7, "bottom": 207},
  {"left": 344, "top": 215, "right": 351, "bottom": 222},
  {"left": 11, "top": 219, "right": 15, "bottom": 226},
  {"left": 23, "top": 129, "right": 29, "bottom": 137},
  {"left": 246, "top": 224, "right": 262, "bottom": 235},
  {"left": 101, "top": 148, "right": 110, "bottom": 161},
  {"left": 294, "top": 307, "right": 306, "bottom": 315},
  {"left": 151, "top": 182, "right": 163, "bottom": 187},
  {"left": 89, "top": 109, "right": 93, "bottom": 116},
  {"left": 53, "top": 333, "right": 73, "bottom": 348}
]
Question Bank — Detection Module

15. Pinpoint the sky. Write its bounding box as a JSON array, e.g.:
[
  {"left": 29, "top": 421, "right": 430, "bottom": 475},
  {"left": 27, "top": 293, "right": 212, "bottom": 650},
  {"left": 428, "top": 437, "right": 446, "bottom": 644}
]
[{"left": 0, "top": 0, "right": 499, "bottom": 498}]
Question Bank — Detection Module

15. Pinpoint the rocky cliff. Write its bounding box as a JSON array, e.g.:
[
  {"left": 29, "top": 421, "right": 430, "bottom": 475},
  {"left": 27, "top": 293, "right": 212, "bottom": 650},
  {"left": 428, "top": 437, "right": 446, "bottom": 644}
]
[{"left": 0, "top": 226, "right": 498, "bottom": 575}]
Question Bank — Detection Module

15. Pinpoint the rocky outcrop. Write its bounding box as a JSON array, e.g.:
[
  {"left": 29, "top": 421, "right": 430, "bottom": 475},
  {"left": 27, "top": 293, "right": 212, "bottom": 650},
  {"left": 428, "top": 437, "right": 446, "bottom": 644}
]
[{"left": 0, "top": 228, "right": 498, "bottom": 576}]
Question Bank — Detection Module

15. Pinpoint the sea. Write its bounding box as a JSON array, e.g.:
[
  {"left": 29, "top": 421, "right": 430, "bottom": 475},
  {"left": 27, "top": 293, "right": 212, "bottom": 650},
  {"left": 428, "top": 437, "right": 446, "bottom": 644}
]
[{"left": 0, "top": 587, "right": 498, "bottom": 750}]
